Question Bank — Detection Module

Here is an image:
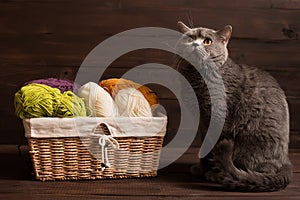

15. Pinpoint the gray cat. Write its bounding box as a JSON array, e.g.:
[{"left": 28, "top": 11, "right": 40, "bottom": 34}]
[{"left": 176, "top": 21, "right": 292, "bottom": 192}]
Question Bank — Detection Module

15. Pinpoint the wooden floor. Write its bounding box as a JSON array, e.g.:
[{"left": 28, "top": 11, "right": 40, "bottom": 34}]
[{"left": 0, "top": 145, "right": 299, "bottom": 200}]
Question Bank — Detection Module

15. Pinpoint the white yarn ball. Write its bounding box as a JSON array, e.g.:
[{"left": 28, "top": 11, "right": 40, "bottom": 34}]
[
  {"left": 78, "top": 82, "right": 117, "bottom": 117},
  {"left": 114, "top": 87, "right": 152, "bottom": 117}
]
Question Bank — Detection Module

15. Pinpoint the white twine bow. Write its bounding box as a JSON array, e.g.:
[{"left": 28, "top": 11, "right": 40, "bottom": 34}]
[{"left": 94, "top": 134, "right": 119, "bottom": 171}]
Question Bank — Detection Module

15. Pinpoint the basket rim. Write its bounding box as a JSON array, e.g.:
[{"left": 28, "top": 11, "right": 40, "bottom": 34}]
[{"left": 23, "top": 116, "right": 167, "bottom": 139}]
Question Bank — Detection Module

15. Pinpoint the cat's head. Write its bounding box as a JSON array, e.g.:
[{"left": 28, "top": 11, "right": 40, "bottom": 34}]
[{"left": 177, "top": 21, "right": 232, "bottom": 68}]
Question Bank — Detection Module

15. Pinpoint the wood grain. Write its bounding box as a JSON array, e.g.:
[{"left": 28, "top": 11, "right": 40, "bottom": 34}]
[
  {"left": 0, "top": 145, "right": 299, "bottom": 199},
  {"left": 0, "top": 0, "right": 300, "bottom": 148}
]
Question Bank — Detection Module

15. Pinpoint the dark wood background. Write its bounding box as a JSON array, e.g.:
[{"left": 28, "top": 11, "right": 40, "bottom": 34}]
[{"left": 1, "top": 0, "right": 299, "bottom": 148}]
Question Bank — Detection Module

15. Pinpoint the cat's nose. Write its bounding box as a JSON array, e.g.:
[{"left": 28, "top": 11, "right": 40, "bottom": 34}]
[{"left": 192, "top": 42, "right": 199, "bottom": 47}]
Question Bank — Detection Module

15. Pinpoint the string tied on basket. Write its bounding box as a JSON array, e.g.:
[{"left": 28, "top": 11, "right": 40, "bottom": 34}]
[{"left": 95, "top": 134, "right": 119, "bottom": 171}]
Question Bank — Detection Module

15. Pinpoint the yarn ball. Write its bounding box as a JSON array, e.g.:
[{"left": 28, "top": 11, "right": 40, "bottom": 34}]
[
  {"left": 14, "top": 83, "right": 87, "bottom": 119},
  {"left": 78, "top": 82, "right": 117, "bottom": 117},
  {"left": 99, "top": 78, "right": 159, "bottom": 107},
  {"left": 114, "top": 87, "right": 152, "bottom": 117},
  {"left": 26, "top": 78, "right": 81, "bottom": 94}
]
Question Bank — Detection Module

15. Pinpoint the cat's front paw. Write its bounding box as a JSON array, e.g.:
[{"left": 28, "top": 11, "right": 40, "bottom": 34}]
[
  {"left": 209, "top": 139, "right": 234, "bottom": 170},
  {"left": 212, "top": 139, "right": 234, "bottom": 157},
  {"left": 205, "top": 169, "right": 233, "bottom": 184},
  {"left": 204, "top": 170, "right": 219, "bottom": 183}
]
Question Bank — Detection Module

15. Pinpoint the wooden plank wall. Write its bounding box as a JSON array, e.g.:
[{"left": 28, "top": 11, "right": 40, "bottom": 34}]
[{"left": 1, "top": 0, "right": 299, "bottom": 148}]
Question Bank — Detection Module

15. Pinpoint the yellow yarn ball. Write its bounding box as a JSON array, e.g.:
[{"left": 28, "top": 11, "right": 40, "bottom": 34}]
[{"left": 14, "top": 83, "right": 87, "bottom": 119}]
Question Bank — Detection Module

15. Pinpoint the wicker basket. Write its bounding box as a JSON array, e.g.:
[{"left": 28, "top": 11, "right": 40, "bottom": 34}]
[{"left": 24, "top": 117, "right": 167, "bottom": 181}]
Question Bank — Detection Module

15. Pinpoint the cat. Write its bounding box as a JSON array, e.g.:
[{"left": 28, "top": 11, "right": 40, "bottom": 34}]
[{"left": 175, "top": 21, "right": 292, "bottom": 192}]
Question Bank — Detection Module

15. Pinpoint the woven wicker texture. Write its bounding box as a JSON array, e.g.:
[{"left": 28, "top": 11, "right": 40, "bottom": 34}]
[{"left": 27, "top": 135, "right": 164, "bottom": 181}]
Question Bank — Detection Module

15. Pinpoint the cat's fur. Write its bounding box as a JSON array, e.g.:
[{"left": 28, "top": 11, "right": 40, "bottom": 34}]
[{"left": 176, "top": 21, "right": 292, "bottom": 192}]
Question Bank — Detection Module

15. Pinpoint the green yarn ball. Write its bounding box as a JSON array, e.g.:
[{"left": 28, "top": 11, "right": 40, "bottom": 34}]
[{"left": 14, "top": 83, "right": 87, "bottom": 119}]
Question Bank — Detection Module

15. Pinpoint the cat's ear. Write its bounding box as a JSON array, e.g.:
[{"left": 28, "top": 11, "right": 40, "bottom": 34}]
[
  {"left": 177, "top": 21, "right": 191, "bottom": 33},
  {"left": 217, "top": 25, "right": 232, "bottom": 43}
]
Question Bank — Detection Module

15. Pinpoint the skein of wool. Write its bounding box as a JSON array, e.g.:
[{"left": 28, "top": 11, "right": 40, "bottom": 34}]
[
  {"left": 14, "top": 83, "right": 87, "bottom": 119},
  {"left": 78, "top": 82, "right": 117, "bottom": 117},
  {"left": 26, "top": 78, "right": 81, "bottom": 94},
  {"left": 114, "top": 87, "right": 152, "bottom": 117},
  {"left": 99, "top": 78, "right": 159, "bottom": 107}
]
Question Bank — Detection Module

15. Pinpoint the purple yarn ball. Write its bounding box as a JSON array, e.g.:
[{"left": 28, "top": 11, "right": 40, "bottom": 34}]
[{"left": 25, "top": 78, "right": 81, "bottom": 94}]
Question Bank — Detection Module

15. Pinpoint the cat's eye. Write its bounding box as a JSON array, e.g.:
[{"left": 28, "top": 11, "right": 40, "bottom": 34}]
[{"left": 203, "top": 38, "right": 213, "bottom": 46}]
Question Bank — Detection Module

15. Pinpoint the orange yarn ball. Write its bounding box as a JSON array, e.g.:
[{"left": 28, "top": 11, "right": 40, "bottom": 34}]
[{"left": 99, "top": 78, "right": 159, "bottom": 107}]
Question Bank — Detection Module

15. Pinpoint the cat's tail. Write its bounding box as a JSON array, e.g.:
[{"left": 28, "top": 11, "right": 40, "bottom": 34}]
[{"left": 208, "top": 139, "right": 292, "bottom": 192}]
